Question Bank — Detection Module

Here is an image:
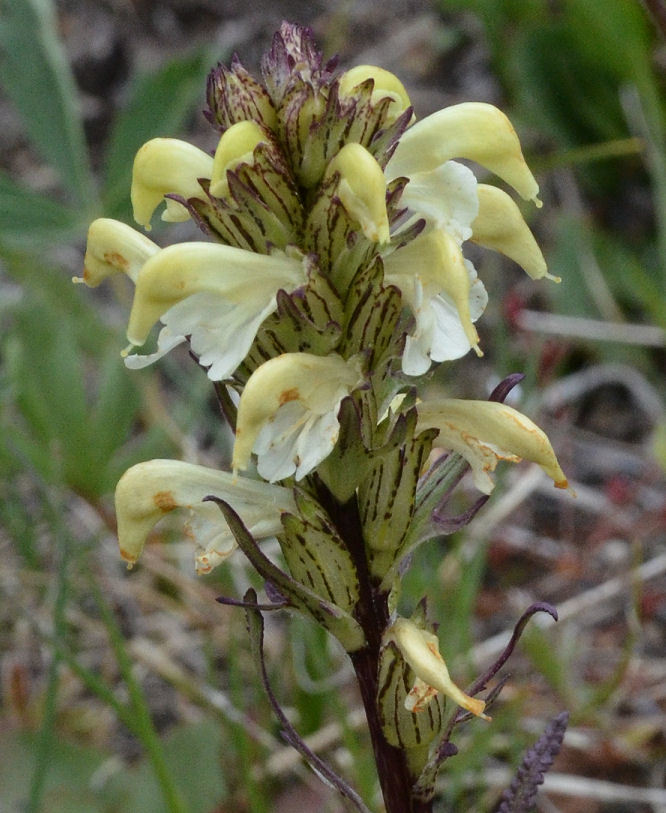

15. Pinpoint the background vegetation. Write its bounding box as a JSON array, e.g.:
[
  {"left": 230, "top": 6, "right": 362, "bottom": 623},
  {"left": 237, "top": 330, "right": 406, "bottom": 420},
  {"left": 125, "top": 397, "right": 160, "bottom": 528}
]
[{"left": 1, "top": 0, "right": 664, "bottom": 810}]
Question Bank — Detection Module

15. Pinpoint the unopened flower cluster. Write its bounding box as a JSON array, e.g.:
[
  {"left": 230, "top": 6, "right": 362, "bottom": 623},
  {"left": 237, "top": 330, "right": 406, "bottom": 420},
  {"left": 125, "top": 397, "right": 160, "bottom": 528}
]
[{"left": 79, "top": 23, "right": 567, "bottom": 746}]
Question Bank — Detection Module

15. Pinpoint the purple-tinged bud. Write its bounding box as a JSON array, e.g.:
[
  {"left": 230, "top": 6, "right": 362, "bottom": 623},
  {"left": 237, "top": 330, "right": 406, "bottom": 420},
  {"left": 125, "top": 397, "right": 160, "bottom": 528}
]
[
  {"left": 205, "top": 55, "right": 277, "bottom": 133},
  {"left": 260, "top": 22, "right": 337, "bottom": 107}
]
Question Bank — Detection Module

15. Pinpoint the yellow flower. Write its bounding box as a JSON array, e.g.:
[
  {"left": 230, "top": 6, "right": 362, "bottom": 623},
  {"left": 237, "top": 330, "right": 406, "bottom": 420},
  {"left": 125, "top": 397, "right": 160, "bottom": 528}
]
[
  {"left": 82, "top": 232, "right": 308, "bottom": 380},
  {"left": 386, "top": 101, "right": 541, "bottom": 205},
  {"left": 383, "top": 228, "right": 487, "bottom": 374},
  {"left": 324, "top": 143, "right": 390, "bottom": 244},
  {"left": 131, "top": 137, "right": 213, "bottom": 228},
  {"left": 75, "top": 218, "right": 159, "bottom": 287},
  {"left": 387, "top": 618, "right": 489, "bottom": 720},
  {"left": 339, "top": 67, "right": 546, "bottom": 374},
  {"left": 416, "top": 399, "right": 569, "bottom": 494},
  {"left": 233, "top": 352, "right": 364, "bottom": 481},
  {"left": 210, "top": 120, "right": 268, "bottom": 198},
  {"left": 338, "top": 64, "right": 412, "bottom": 125},
  {"left": 115, "top": 459, "right": 295, "bottom": 574},
  {"left": 471, "top": 184, "right": 556, "bottom": 282}
]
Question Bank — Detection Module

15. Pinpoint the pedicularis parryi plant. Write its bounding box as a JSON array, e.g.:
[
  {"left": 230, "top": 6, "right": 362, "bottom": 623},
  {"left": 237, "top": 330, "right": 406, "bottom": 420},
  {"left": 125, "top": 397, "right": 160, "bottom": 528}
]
[{"left": 78, "top": 23, "right": 571, "bottom": 812}]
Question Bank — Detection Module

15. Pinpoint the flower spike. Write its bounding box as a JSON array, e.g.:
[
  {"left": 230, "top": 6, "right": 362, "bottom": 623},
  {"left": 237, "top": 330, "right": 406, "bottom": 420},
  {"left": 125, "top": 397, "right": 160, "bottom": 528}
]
[
  {"left": 74, "top": 27, "right": 572, "bottom": 810},
  {"left": 387, "top": 102, "right": 541, "bottom": 205}
]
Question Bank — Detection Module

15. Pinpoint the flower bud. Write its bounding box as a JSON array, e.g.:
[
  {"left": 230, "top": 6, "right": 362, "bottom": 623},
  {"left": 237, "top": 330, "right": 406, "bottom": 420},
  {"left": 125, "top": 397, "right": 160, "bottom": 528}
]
[
  {"left": 131, "top": 138, "right": 213, "bottom": 229},
  {"left": 76, "top": 218, "right": 159, "bottom": 287},
  {"left": 280, "top": 84, "right": 329, "bottom": 187},
  {"left": 210, "top": 120, "right": 269, "bottom": 198},
  {"left": 205, "top": 56, "right": 277, "bottom": 132},
  {"left": 338, "top": 65, "right": 411, "bottom": 124},
  {"left": 325, "top": 143, "right": 390, "bottom": 243},
  {"left": 387, "top": 102, "right": 541, "bottom": 205},
  {"left": 472, "top": 184, "right": 557, "bottom": 281}
]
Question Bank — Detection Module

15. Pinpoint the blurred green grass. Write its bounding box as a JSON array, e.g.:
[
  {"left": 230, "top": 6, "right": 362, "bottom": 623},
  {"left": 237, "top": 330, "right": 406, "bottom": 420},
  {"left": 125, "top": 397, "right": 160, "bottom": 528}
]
[{"left": 1, "top": 0, "right": 664, "bottom": 811}]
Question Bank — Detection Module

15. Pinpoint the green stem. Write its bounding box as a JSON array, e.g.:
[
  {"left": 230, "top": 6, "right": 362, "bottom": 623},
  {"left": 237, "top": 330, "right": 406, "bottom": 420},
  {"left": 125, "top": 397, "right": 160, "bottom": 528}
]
[{"left": 533, "top": 136, "right": 644, "bottom": 171}]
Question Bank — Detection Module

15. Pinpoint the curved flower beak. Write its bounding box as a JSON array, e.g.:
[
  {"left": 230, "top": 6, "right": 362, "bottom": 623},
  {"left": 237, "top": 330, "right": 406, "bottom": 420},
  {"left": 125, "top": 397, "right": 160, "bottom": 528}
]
[
  {"left": 472, "top": 184, "right": 557, "bottom": 281},
  {"left": 325, "top": 143, "right": 390, "bottom": 244},
  {"left": 124, "top": 243, "right": 307, "bottom": 380},
  {"left": 115, "top": 459, "right": 296, "bottom": 574},
  {"left": 75, "top": 218, "right": 159, "bottom": 287},
  {"left": 338, "top": 64, "right": 412, "bottom": 124},
  {"left": 210, "top": 119, "right": 268, "bottom": 198},
  {"left": 131, "top": 138, "right": 214, "bottom": 229},
  {"left": 384, "top": 229, "right": 486, "bottom": 373},
  {"left": 387, "top": 102, "right": 540, "bottom": 205},
  {"left": 388, "top": 618, "right": 489, "bottom": 720},
  {"left": 416, "top": 399, "right": 569, "bottom": 494},
  {"left": 233, "top": 352, "right": 364, "bottom": 482}
]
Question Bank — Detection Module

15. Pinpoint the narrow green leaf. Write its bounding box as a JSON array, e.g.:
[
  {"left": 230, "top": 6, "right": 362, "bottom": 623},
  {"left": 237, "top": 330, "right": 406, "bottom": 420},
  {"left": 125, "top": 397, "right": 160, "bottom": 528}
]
[
  {"left": 88, "top": 351, "right": 142, "bottom": 469},
  {"left": 102, "top": 49, "right": 212, "bottom": 217},
  {"left": 0, "top": 171, "right": 84, "bottom": 248},
  {"left": 0, "top": 0, "right": 94, "bottom": 205}
]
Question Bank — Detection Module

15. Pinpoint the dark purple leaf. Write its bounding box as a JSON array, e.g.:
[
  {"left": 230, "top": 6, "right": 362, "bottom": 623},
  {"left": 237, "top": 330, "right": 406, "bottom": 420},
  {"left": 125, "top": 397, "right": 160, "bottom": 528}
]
[
  {"left": 243, "top": 588, "right": 372, "bottom": 813},
  {"left": 215, "top": 594, "right": 287, "bottom": 611},
  {"left": 468, "top": 602, "right": 558, "bottom": 697},
  {"left": 431, "top": 493, "right": 489, "bottom": 533},
  {"left": 489, "top": 373, "right": 525, "bottom": 404}
]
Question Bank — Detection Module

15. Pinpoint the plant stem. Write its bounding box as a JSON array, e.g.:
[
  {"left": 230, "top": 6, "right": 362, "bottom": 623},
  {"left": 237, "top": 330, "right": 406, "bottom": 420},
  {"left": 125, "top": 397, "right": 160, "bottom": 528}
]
[
  {"left": 350, "top": 645, "right": 419, "bottom": 813},
  {"left": 319, "top": 484, "right": 433, "bottom": 813}
]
